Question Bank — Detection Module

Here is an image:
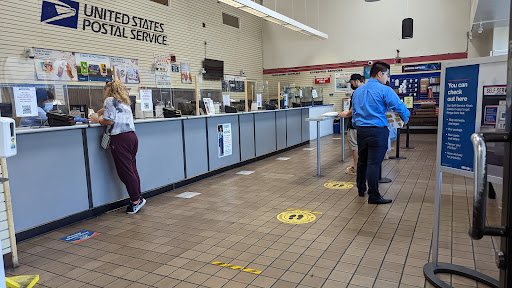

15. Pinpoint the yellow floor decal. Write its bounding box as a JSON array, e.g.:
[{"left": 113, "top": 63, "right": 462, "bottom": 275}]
[
  {"left": 6, "top": 275, "right": 39, "bottom": 288},
  {"left": 212, "top": 261, "right": 261, "bottom": 274},
  {"left": 277, "top": 208, "right": 320, "bottom": 224},
  {"left": 324, "top": 181, "right": 355, "bottom": 189}
]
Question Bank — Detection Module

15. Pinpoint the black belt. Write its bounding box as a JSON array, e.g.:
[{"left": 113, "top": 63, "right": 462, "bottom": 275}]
[{"left": 356, "top": 126, "right": 387, "bottom": 129}]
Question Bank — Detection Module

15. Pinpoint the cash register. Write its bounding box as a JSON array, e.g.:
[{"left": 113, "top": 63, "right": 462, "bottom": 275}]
[{"left": 47, "top": 111, "right": 76, "bottom": 127}]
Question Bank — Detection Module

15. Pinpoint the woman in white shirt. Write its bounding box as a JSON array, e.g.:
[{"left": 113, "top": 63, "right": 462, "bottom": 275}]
[{"left": 89, "top": 80, "right": 145, "bottom": 214}]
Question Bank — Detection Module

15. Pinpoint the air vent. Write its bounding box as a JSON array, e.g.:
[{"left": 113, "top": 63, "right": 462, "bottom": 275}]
[{"left": 223, "top": 12, "right": 239, "bottom": 28}]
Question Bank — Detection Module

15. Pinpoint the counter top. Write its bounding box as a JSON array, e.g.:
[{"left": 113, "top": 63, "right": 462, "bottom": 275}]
[{"left": 16, "top": 107, "right": 309, "bottom": 134}]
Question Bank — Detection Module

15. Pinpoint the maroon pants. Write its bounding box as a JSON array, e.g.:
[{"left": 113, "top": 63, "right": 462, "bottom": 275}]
[{"left": 110, "top": 131, "right": 141, "bottom": 202}]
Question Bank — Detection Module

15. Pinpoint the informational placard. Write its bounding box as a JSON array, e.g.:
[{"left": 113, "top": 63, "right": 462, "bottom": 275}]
[
  {"left": 440, "top": 64, "right": 480, "bottom": 172},
  {"left": 180, "top": 62, "right": 192, "bottom": 84},
  {"left": 312, "top": 89, "right": 318, "bottom": 99},
  {"left": 342, "top": 98, "right": 350, "bottom": 111},
  {"left": 335, "top": 72, "right": 361, "bottom": 92},
  {"left": 140, "top": 90, "right": 153, "bottom": 111},
  {"left": 75, "top": 53, "right": 112, "bottom": 82},
  {"left": 256, "top": 94, "right": 262, "bottom": 107},
  {"left": 34, "top": 49, "right": 78, "bottom": 81},
  {"left": 484, "top": 85, "right": 506, "bottom": 96},
  {"left": 171, "top": 64, "right": 180, "bottom": 73},
  {"left": 14, "top": 87, "right": 37, "bottom": 117},
  {"left": 484, "top": 106, "right": 498, "bottom": 124},
  {"left": 203, "top": 98, "right": 215, "bottom": 115},
  {"left": 404, "top": 96, "right": 414, "bottom": 109},
  {"left": 402, "top": 62, "right": 441, "bottom": 73},
  {"left": 223, "top": 94, "right": 230, "bottom": 107},
  {"left": 155, "top": 55, "right": 171, "bottom": 88},
  {"left": 314, "top": 77, "right": 331, "bottom": 84},
  {"left": 111, "top": 57, "right": 140, "bottom": 84},
  {"left": 218, "top": 123, "right": 232, "bottom": 158}
]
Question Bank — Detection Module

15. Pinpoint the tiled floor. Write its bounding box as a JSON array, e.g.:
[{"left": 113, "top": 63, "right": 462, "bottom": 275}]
[{"left": 7, "top": 134, "right": 502, "bottom": 287}]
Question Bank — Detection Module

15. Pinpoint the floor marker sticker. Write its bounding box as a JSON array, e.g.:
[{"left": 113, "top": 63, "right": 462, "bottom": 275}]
[
  {"left": 324, "top": 181, "right": 355, "bottom": 189},
  {"left": 60, "top": 230, "right": 100, "bottom": 243},
  {"left": 236, "top": 171, "right": 255, "bottom": 175},
  {"left": 277, "top": 208, "right": 320, "bottom": 224},
  {"left": 212, "top": 261, "right": 261, "bottom": 274},
  {"left": 303, "top": 148, "right": 315, "bottom": 151},
  {"left": 175, "top": 192, "right": 201, "bottom": 198},
  {"left": 276, "top": 157, "right": 290, "bottom": 161}
]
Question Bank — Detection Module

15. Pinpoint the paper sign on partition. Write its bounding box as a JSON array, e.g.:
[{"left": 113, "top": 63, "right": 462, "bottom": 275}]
[
  {"left": 140, "top": 90, "right": 153, "bottom": 111},
  {"left": 257, "top": 94, "right": 262, "bottom": 107},
  {"left": 14, "top": 87, "right": 38, "bottom": 117},
  {"left": 223, "top": 95, "right": 230, "bottom": 107}
]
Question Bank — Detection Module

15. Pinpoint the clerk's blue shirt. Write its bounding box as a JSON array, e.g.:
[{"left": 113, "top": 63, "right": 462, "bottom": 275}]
[{"left": 352, "top": 79, "right": 410, "bottom": 127}]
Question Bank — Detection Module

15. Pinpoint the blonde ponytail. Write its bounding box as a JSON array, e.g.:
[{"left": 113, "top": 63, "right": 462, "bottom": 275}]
[{"left": 104, "top": 79, "right": 131, "bottom": 105}]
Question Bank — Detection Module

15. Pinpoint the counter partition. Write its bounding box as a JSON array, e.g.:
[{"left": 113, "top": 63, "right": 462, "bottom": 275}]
[{"left": 8, "top": 108, "right": 314, "bottom": 240}]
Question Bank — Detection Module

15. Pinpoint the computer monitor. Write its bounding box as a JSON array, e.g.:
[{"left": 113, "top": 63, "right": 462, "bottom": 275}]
[
  {"left": 69, "top": 105, "right": 88, "bottom": 118},
  {"left": 0, "top": 104, "right": 13, "bottom": 118}
]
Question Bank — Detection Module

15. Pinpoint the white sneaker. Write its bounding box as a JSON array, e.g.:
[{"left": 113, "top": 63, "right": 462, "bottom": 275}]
[{"left": 126, "top": 197, "right": 146, "bottom": 214}]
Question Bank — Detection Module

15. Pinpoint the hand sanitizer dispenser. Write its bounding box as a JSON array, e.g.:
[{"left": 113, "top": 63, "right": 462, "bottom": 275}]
[{"left": 0, "top": 118, "right": 16, "bottom": 158}]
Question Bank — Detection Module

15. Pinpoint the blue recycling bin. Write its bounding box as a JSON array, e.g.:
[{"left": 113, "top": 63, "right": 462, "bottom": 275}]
[{"left": 333, "top": 123, "right": 340, "bottom": 134}]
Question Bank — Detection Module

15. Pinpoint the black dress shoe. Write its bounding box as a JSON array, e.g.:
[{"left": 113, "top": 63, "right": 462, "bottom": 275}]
[
  {"left": 358, "top": 192, "right": 366, "bottom": 197},
  {"left": 368, "top": 197, "right": 392, "bottom": 204}
]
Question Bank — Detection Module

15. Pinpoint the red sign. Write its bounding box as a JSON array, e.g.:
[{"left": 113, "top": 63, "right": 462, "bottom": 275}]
[{"left": 315, "top": 77, "right": 331, "bottom": 84}]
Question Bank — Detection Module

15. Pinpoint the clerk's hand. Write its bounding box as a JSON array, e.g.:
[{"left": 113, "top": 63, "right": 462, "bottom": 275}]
[
  {"left": 89, "top": 114, "right": 100, "bottom": 124},
  {"left": 338, "top": 111, "right": 348, "bottom": 118},
  {"left": 97, "top": 108, "right": 104, "bottom": 117}
]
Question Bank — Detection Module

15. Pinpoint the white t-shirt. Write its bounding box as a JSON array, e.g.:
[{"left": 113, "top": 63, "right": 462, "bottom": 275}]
[{"left": 102, "top": 97, "right": 135, "bottom": 136}]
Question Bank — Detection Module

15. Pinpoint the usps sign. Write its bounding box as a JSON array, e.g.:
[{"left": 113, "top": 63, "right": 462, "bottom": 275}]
[{"left": 41, "top": 0, "right": 80, "bottom": 29}]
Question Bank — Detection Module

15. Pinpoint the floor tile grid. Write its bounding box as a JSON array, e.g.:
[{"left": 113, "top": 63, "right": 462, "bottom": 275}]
[{"left": 8, "top": 136, "right": 404, "bottom": 288}]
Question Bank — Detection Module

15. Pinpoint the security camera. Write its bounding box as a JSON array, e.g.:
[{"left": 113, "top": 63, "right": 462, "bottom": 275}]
[
  {"left": 368, "top": 60, "right": 373, "bottom": 66},
  {"left": 25, "top": 47, "right": 35, "bottom": 58},
  {"left": 200, "top": 68, "right": 206, "bottom": 74},
  {"left": 240, "top": 69, "right": 245, "bottom": 75}
]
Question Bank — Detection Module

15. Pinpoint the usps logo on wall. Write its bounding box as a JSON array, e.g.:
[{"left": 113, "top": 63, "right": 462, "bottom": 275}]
[{"left": 41, "top": 0, "right": 80, "bottom": 29}]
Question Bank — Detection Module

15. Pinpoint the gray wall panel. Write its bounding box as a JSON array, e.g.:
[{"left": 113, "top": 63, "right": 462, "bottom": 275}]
[
  {"left": 7, "top": 130, "right": 89, "bottom": 232},
  {"left": 302, "top": 108, "right": 310, "bottom": 142},
  {"left": 276, "top": 111, "right": 287, "bottom": 150},
  {"left": 207, "top": 116, "right": 241, "bottom": 170},
  {"left": 184, "top": 118, "right": 209, "bottom": 178},
  {"left": 87, "top": 121, "right": 185, "bottom": 207},
  {"left": 239, "top": 114, "right": 256, "bottom": 161},
  {"left": 287, "top": 109, "right": 302, "bottom": 147},
  {"left": 255, "top": 112, "right": 277, "bottom": 156}
]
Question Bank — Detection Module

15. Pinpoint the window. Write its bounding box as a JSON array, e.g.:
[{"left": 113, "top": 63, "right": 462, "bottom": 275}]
[
  {"left": 150, "top": 0, "right": 168, "bottom": 6},
  {"left": 222, "top": 12, "right": 239, "bottom": 29}
]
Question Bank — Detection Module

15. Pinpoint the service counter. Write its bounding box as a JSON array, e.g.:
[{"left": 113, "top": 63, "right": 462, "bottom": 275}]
[{"left": 8, "top": 108, "right": 311, "bottom": 239}]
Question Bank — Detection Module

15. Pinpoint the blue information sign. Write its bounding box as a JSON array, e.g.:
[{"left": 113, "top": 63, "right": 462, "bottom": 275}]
[{"left": 441, "top": 64, "right": 480, "bottom": 171}]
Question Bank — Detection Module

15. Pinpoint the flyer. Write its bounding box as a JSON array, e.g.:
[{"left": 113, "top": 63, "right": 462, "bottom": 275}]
[
  {"left": 111, "top": 57, "right": 140, "bottom": 84},
  {"left": 218, "top": 123, "right": 232, "bottom": 158},
  {"left": 14, "top": 87, "right": 38, "bottom": 117},
  {"left": 203, "top": 98, "right": 215, "bottom": 115},
  {"left": 140, "top": 90, "right": 153, "bottom": 111},
  {"left": 34, "top": 49, "right": 77, "bottom": 81},
  {"left": 223, "top": 94, "right": 230, "bottom": 107},
  {"left": 335, "top": 72, "right": 360, "bottom": 92},
  {"left": 75, "top": 53, "right": 112, "bottom": 82},
  {"left": 181, "top": 62, "right": 192, "bottom": 84},
  {"left": 155, "top": 55, "right": 172, "bottom": 88},
  {"left": 256, "top": 94, "right": 262, "bottom": 108}
]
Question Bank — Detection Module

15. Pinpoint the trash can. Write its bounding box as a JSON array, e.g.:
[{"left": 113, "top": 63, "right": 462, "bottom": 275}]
[{"left": 333, "top": 119, "right": 340, "bottom": 134}]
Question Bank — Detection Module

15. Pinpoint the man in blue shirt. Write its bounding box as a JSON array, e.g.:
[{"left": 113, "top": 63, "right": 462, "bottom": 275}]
[{"left": 352, "top": 62, "right": 410, "bottom": 204}]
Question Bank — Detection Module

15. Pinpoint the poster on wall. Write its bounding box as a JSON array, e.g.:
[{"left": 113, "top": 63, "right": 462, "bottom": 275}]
[
  {"left": 218, "top": 123, "right": 232, "bottom": 158},
  {"left": 363, "top": 66, "right": 371, "bottom": 81},
  {"left": 140, "top": 90, "right": 153, "bottom": 111},
  {"left": 75, "top": 53, "right": 112, "bottom": 82},
  {"left": 335, "top": 72, "right": 360, "bottom": 92},
  {"left": 180, "top": 62, "right": 192, "bottom": 84},
  {"left": 111, "top": 57, "right": 140, "bottom": 84},
  {"left": 34, "top": 49, "right": 78, "bottom": 81},
  {"left": 13, "top": 87, "right": 38, "bottom": 117},
  {"left": 154, "top": 55, "right": 172, "bottom": 88}
]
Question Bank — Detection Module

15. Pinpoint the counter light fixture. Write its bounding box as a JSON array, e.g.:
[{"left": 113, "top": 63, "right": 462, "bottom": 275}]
[{"left": 218, "top": 0, "right": 328, "bottom": 39}]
